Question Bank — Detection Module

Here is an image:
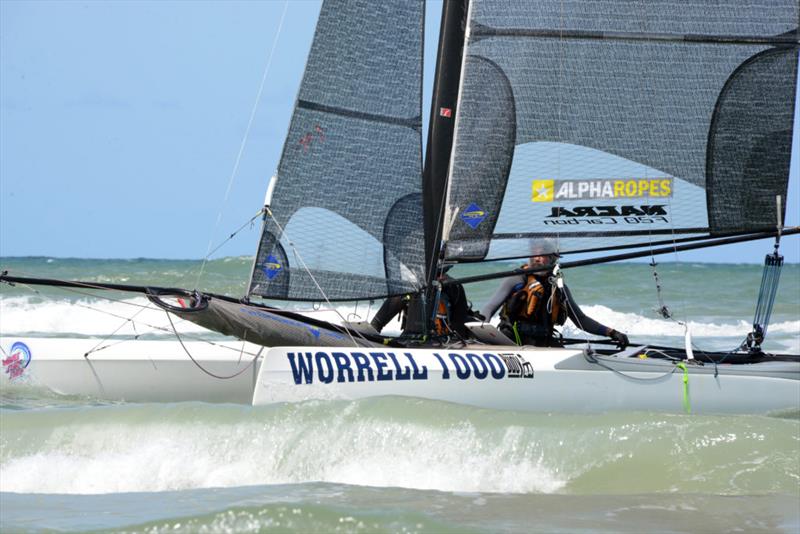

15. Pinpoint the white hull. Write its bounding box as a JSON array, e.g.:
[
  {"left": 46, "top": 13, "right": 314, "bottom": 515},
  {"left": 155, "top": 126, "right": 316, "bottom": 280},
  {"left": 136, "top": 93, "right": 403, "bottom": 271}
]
[
  {"left": 253, "top": 347, "right": 800, "bottom": 415},
  {"left": 3, "top": 337, "right": 798, "bottom": 414},
  {"left": 1, "top": 337, "right": 261, "bottom": 404}
]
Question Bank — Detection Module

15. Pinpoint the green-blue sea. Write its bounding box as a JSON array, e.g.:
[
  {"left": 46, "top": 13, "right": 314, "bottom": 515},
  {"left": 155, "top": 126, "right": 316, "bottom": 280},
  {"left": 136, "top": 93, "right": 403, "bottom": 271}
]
[{"left": 1, "top": 257, "right": 799, "bottom": 533}]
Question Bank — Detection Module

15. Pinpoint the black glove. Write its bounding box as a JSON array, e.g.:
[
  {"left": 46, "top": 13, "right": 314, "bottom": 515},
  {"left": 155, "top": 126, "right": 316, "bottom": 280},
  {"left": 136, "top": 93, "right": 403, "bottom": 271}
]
[
  {"left": 609, "top": 329, "right": 629, "bottom": 349},
  {"left": 470, "top": 311, "right": 486, "bottom": 322}
]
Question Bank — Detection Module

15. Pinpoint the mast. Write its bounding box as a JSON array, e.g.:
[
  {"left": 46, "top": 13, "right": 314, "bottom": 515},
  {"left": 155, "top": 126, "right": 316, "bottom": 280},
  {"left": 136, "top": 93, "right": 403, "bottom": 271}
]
[
  {"left": 423, "top": 0, "right": 469, "bottom": 283},
  {"left": 404, "top": 0, "right": 469, "bottom": 336}
]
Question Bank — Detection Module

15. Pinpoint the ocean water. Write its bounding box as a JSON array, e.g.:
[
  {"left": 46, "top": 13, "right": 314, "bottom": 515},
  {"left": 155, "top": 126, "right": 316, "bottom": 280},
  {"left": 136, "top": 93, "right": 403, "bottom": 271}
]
[{"left": 1, "top": 257, "right": 799, "bottom": 533}]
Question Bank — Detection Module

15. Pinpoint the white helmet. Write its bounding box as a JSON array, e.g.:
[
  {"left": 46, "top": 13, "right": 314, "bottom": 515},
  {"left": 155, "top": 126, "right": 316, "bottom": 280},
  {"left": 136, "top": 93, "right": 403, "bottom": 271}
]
[{"left": 529, "top": 237, "right": 561, "bottom": 257}]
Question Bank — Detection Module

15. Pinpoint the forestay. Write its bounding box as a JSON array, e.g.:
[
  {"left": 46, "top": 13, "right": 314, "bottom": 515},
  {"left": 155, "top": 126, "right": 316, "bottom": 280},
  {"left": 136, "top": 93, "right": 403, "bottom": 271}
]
[
  {"left": 444, "top": 0, "right": 799, "bottom": 261},
  {"left": 250, "top": 1, "right": 425, "bottom": 301}
]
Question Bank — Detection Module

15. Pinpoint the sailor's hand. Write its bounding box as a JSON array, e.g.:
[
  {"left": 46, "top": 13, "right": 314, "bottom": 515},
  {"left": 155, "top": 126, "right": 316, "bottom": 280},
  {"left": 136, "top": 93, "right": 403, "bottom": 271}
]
[
  {"left": 609, "top": 329, "right": 629, "bottom": 349},
  {"left": 471, "top": 311, "right": 486, "bottom": 322}
]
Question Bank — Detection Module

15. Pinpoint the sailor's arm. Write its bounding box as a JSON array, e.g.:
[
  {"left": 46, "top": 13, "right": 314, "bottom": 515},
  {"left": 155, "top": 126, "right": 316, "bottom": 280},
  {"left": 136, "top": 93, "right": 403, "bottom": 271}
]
[
  {"left": 370, "top": 295, "right": 408, "bottom": 333},
  {"left": 480, "top": 276, "right": 523, "bottom": 320},
  {"left": 562, "top": 286, "right": 629, "bottom": 346}
]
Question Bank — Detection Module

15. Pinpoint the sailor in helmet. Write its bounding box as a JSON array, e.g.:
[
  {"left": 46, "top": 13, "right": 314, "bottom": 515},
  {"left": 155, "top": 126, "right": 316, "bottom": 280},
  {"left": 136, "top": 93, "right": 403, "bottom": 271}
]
[
  {"left": 371, "top": 265, "right": 480, "bottom": 340},
  {"left": 481, "top": 239, "right": 629, "bottom": 348}
]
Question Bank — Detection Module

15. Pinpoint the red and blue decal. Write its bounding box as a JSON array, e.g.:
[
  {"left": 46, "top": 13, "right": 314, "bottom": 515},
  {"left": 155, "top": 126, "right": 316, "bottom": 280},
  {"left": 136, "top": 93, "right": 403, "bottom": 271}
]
[{"left": 3, "top": 342, "right": 31, "bottom": 380}]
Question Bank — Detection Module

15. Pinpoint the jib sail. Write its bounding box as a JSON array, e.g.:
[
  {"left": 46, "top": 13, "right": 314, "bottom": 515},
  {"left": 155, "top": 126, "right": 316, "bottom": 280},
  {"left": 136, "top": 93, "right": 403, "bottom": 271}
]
[{"left": 249, "top": 1, "right": 425, "bottom": 301}]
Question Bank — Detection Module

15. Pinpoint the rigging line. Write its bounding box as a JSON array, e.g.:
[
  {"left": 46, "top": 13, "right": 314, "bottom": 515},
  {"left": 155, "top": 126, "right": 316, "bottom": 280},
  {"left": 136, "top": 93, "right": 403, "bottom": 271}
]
[
  {"left": 555, "top": 0, "right": 564, "bottom": 255},
  {"left": 688, "top": 338, "right": 721, "bottom": 376},
  {"left": 2, "top": 270, "right": 155, "bottom": 318},
  {"left": 457, "top": 230, "right": 766, "bottom": 263},
  {"left": 643, "top": 348, "right": 682, "bottom": 361},
  {"left": 84, "top": 303, "right": 151, "bottom": 357},
  {"left": 346, "top": 301, "right": 364, "bottom": 322},
  {"left": 638, "top": 0, "right": 690, "bottom": 332},
  {"left": 493, "top": 228, "right": 712, "bottom": 239},
  {"left": 195, "top": 0, "right": 290, "bottom": 288},
  {"left": 265, "top": 208, "right": 369, "bottom": 348},
  {"left": 67, "top": 302, "right": 256, "bottom": 355},
  {"left": 270, "top": 303, "right": 365, "bottom": 316},
  {"left": 445, "top": 227, "right": 800, "bottom": 287},
  {"left": 165, "top": 311, "right": 262, "bottom": 380},
  {"left": 237, "top": 330, "right": 248, "bottom": 365},
  {"left": 649, "top": 258, "right": 672, "bottom": 319},
  {"left": 71, "top": 295, "right": 168, "bottom": 358},
  {"left": 84, "top": 338, "right": 142, "bottom": 357},
  {"left": 635, "top": 0, "right": 673, "bottom": 323},
  {"left": 589, "top": 353, "right": 688, "bottom": 383},
  {"left": 69, "top": 294, "right": 190, "bottom": 337},
  {"left": 668, "top": 213, "right": 691, "bottom": 328},
  {"left": 428, "top": 193, "right": 448, "bottom": 282},
  {"left": 5, "top": 279, "right": 259, "bottom": 356},
  {"left": 664, "top": 184, "right": 691, "bottom": 327},
  {"left": 71, "top": 301, "right": 187, "bottom": 351},
  {"left": 0, "top": 271, "right": 381, "bottom": 343},
  {"left": 2, "top": 271, "right": 157, "bottom": 310},
  {"left": 202, "top": 208, "right": 266, "bottom": 263},
  {"left": 559, "top": 270, "right": 596, "bottom": 354},
  {"left": 81, "top": 303, "right": 261, "bottom": 356},
  {"left": 2, "top": 278, "right": 42, "bottom": 296}
]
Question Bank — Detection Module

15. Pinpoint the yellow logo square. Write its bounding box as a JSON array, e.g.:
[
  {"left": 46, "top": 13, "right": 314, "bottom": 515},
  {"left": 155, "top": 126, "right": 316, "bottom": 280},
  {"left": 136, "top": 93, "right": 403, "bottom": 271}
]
[{"left": 531, "top": 179, "right": 554, "bottom": 202}]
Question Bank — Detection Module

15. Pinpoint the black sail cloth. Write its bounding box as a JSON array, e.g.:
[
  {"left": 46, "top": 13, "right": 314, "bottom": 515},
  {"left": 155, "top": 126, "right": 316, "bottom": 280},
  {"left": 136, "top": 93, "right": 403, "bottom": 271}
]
[{"left": 445, "top": 0, "right": 798, "bottom": 261}]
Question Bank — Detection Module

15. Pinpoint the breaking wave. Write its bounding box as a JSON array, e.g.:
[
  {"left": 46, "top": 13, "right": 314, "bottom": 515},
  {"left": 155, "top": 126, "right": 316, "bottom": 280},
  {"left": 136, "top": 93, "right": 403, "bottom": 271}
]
[{"left": 1, "top": 398, "right": 797, "bottom": 496}]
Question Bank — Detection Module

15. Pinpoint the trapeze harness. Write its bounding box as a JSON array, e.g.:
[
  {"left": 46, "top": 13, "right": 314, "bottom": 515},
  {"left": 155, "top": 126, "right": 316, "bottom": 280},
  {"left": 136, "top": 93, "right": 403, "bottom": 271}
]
[
  {"left": 500, "top": 267, "right": 567, "bottom": 346},
  {"left": 373, "top": 292, "right": 456, "bottom": 337},
  {"left": 433, "top": 292, "right": 454, "bottom": 336}
]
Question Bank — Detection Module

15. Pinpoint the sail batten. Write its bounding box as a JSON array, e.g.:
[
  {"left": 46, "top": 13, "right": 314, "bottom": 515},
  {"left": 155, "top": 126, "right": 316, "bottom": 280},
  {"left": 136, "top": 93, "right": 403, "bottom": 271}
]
[
  {"left": 472, "top": 25, "right": 799, "bottom": 46},
  {"left": 297, "top": 100, "right": 422, "bottom": 130},
  {"left": 493, "top": 228, "right": 712, "bottom": 239}
]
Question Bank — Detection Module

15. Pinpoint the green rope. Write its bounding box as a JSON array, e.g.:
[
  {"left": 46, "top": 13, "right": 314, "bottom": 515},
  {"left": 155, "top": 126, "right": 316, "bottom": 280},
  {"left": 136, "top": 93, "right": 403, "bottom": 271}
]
[
  {"left": 676, "top": 362, "right": 691, "bottom": 414},
  {"left": 512, "top": 322, "right": 522, "bottom": 345}
]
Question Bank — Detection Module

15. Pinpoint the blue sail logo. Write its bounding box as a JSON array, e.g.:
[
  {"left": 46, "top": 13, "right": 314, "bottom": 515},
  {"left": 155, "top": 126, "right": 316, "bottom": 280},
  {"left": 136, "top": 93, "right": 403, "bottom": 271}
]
[
  {"left": 262, "top": 255, "right": 283, "bottom": 280},
  {"left": 461, "top": 203, "right": 487, "bottom": 229}
]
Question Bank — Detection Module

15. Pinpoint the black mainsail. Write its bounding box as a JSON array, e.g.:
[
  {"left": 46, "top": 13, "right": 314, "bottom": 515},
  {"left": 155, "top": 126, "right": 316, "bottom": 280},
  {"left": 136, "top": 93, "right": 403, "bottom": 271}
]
[{"left": 443, "top": 0, "right": 798, "bottom": 262}]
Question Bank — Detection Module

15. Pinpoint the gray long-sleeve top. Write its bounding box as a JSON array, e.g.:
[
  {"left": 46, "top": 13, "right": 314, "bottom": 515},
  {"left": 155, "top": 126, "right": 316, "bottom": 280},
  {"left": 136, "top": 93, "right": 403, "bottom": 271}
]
[{"left": 480, "top": 275, "right": 613, "bottom": 337}]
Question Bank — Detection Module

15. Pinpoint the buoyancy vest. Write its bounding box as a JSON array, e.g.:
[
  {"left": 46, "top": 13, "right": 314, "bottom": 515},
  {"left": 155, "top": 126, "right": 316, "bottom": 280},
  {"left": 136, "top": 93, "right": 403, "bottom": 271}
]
[
  {"left": 434, "top": 292, "right": 451, "bottom": 335},
  {"left": 501, "top": 266, "right": 567, "bottom": 329}
]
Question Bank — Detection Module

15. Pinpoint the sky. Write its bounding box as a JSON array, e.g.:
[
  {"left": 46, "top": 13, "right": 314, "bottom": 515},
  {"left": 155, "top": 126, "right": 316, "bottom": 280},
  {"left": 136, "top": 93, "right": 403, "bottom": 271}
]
[{"left": 1, "top": 0, "right": 798, "bottom": 264}]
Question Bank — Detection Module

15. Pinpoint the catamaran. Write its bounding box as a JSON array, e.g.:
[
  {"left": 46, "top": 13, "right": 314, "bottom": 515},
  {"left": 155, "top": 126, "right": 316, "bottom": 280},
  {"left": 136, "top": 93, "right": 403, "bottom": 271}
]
[{"left": 2, "top": 0, "right": 799, "bottom": 414}]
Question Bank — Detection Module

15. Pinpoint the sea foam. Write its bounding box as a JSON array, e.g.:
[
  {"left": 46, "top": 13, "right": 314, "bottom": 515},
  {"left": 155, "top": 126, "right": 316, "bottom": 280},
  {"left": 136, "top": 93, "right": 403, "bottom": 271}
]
[
  {"left": 0, "top": 401, "right": 567, "bottom": 495},
  {"left": 0, "top": 296, "right": 215, "bottom": 337},
  {"left": 1, "top": 400, "right": 797, "bottom": 496}
]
